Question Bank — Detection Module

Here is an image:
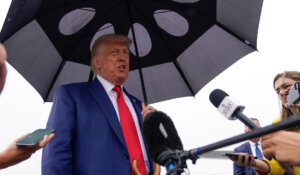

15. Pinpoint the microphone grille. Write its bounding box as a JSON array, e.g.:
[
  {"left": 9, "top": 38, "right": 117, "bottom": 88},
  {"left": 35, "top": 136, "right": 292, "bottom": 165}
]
[
  {"left": 143, "top": 111, "right": 183, "bottom": 163},
  {"left": 209, "top": 89, "right": 228, "bottom": 107}
]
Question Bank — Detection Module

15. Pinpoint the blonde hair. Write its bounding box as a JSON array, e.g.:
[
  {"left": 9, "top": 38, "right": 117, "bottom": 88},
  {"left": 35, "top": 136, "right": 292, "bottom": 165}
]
[{"left": 90, "top": 34, "right": 132, "bottom": 73}]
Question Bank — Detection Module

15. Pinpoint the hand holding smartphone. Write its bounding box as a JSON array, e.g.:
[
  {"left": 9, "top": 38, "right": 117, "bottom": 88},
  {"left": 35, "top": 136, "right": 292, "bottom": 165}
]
[
  {"left": 223, "top": 153, "right": 257, "bottom": 162},
  {"left": 16, "top": 129, "right": 55, "bottom": 146}
]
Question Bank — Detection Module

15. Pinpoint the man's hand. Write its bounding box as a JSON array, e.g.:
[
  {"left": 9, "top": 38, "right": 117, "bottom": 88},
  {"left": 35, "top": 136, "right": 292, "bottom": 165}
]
[
  {"left": 0, "top": 133, "right": 54, "bottom": 169},
  {"left": 141, "top": 102, "right": 156, "bottom": 120},
  {"left": 262, "top": 130, "right": 300, "bottom": 166}
]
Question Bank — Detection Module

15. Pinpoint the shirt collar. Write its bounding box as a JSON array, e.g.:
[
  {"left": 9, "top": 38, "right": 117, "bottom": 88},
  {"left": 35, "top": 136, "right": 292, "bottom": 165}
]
[
  {"left": 249, "top": 139, "right": 261, "bottom": 146},
  {"left": 96, "top": 75, "right": 123, "bottom": 94}
]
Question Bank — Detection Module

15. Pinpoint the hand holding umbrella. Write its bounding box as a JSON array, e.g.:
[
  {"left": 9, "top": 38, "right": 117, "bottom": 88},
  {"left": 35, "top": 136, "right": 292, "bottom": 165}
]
[{"left": 141, "top": 102, "right": 156, "bottom": 120}]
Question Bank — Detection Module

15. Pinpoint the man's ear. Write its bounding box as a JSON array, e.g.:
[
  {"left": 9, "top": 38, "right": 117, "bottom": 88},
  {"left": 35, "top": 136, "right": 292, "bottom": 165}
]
[{"left": 93, "top": 56, "right": 102, "bottom": 69}]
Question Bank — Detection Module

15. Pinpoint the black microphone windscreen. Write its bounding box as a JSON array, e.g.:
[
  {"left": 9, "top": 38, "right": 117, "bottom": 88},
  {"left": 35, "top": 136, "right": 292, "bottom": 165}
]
[
  {"left": 209, "top": 89, "right": 228, "bottom": 107},
  {"left": 143, "top": 111, "right": 183, "bottom": 163}
]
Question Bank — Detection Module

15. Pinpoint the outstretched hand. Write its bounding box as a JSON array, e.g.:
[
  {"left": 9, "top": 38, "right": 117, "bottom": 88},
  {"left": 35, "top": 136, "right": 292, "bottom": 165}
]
[
  {"left": 0, "top": 133, "right": 54, "bottom": 169},
  {"left": 229, "top": 153, "right": 256, "bottom": 167},
  {"left": 227, "top": 152, "right": 270, "bottom": 174}
]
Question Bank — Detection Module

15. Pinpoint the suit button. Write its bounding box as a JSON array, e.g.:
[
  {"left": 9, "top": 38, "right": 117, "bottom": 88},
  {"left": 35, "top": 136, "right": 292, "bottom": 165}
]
[{"left": 124, "top": 154, "right": 129, "bottom": 160}]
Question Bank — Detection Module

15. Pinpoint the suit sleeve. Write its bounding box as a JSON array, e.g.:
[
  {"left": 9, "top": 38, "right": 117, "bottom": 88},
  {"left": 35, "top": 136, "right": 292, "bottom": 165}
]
[
  {"left": 233, "top": 148, "right": 245, "bottom": 175},
  {"left": 233, "top": 162, "right": 245, "bottom": 175},
  {"left": 42, "top": 86, "right": 76, "bottom": 175}
]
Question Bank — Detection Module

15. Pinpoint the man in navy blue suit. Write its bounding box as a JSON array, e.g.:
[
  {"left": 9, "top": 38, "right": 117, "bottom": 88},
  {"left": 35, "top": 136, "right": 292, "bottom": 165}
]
[
  {"left": 233, "top": 118, "right": 263, "bottom": 175},
  {"left": 42, "top": 34, "right": 156, "bottom": 175}
]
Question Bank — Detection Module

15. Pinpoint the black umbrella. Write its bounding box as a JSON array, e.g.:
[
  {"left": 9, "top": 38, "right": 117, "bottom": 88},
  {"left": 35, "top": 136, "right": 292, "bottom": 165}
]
[{"left": 0, "top": 0, "right": 263, "bottom": 104}]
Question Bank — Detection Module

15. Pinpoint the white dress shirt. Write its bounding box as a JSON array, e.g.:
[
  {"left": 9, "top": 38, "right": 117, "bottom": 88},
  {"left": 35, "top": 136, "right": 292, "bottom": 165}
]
[
  {"left": 96, "top": 75, "right": 150, "bottom": 172},
  {"left": 249, "top": 140, "right": 264, "bottom": 158}
]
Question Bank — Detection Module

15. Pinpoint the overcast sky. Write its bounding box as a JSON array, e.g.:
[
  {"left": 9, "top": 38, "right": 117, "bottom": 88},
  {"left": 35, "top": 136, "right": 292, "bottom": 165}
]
[{"left": 1, "top": 0, "right": 300, "bottom": 174}]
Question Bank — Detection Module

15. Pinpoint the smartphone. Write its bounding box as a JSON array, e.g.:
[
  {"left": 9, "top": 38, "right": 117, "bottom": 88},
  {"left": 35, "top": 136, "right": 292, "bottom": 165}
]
[
  {"left": 223, "top": 153, "right": 257, "bottom": 161},
  {"left": 16, "top": 129, "right": 55, "bottom": 146},
  {"left": 287, "top": 81, "right": 300, "bottom": 106}
]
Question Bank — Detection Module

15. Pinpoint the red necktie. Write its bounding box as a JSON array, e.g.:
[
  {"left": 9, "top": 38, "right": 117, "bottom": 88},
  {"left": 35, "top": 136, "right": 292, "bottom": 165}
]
[{"left": 113, "top": 86, "right": 147, "bottom": 175}]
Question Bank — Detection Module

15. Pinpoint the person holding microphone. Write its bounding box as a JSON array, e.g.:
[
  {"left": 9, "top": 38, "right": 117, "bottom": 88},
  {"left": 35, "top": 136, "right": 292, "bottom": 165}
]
[{"left": 229, "top": 71, "right": 300, "bottom": 175}]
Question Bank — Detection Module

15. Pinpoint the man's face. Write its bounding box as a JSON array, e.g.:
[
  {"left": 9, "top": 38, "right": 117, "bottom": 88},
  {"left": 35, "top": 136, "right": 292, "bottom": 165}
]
[
  {"left": 94, "top": 41, "right": 130, "bottom": 85},
  {"left": 0, "top": 44, "right": 7, "bottom": 94}
]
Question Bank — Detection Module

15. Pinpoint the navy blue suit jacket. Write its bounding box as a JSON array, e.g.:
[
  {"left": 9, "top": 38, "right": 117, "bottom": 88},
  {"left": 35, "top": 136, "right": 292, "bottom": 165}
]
[
  {"left": 42, "top": 79, "right": 154, "bottom": 175},
  {"left": 233, "top": 142, "right": 256, "bottom": 175}
]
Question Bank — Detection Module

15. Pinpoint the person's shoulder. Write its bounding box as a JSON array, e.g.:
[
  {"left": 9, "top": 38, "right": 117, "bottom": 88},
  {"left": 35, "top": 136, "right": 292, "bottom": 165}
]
[
  {"left": 234, "top": 142, "right": 249, "bottom": 152},
  {"left": 53, "top": 82, "right": 90, "bottom": 102},
  {"left": 272, "top": 116, "right": 282, "bottom": 124},
  {"left": 56, "top": 82, "right": 89, "bottom": 95},
  {"left": 60, "top": 82, "right": 89, "bottom": 89}
]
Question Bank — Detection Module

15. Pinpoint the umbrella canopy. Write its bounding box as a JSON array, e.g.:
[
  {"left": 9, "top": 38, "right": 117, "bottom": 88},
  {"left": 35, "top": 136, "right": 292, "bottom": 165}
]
[{"left": 0, "top": 0, "right": 263, "bottom": 104}]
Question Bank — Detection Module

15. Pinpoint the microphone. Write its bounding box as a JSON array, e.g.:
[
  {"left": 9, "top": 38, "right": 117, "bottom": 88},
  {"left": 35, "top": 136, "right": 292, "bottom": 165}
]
[
  {"left": 143, "top": 111, "right": 186, "bottom": 174},
  {"left": 185, "top": 113, "right": 300, "bottom": 158},
  {"left": 142, "top": 112, "right": 300, "bottom": 174},
  {"left": 209, "top": 89, "right": 259, "bottom": 129}
]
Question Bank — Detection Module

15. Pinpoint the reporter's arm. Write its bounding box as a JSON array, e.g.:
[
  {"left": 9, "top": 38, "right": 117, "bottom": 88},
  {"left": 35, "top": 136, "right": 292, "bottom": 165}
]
[
  {"left": 0, "top": 133, "right": 54, "bottom": 169},
  {"left": 229, "top": 153, "right": 270, "bottom": 175}
]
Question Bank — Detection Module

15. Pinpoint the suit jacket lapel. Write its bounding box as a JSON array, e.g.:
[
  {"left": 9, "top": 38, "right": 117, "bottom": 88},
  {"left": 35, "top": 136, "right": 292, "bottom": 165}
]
[
  {"left": 246, "top": 142, "right": 253, "bottom": 155},
  {"left": 124, "top": 88, "right": 143, "bottom": 127},
  {"left": 88, "top": 79, "right": 127, "bottom": 148}
]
